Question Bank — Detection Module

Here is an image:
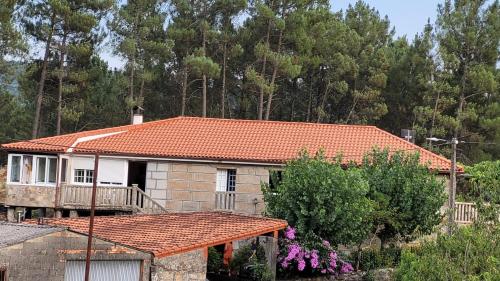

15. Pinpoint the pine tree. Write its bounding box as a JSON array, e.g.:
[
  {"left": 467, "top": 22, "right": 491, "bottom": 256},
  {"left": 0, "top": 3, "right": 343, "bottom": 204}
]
[
  {"left": 109, "top": 0, "right": 171, "bottom": 122},
  {"left": 212, "top": 0, "right": 246, "bottom": 118},
  {"left": 435, "top": 0, "right": 500, "bottom": 162},
  {"left": 21, "top": 0, "right": 59, "bottom": 138},
  {"left": 52, "top": 0, "right": 113, "bottom": 135},
  {"left": 243, "top": 0, "right": 302, "bottom": 120}
]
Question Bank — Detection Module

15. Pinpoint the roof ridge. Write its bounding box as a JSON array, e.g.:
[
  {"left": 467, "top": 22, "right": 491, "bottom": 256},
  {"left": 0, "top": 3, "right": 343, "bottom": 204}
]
[{"left": 177, "top": 116, "right": 378, "bottom": 128}]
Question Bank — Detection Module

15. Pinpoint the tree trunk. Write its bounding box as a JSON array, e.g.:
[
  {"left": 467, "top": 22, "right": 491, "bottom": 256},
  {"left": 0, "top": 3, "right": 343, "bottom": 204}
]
[
  {"left": 139, "top": 73, "right": 145, "bottom": 103},
  {"left": 129, "top": 56, "right": 135, "bottom": 124},
  {"left": 317, "top": 79, "right": 330, "bottom": 123},
  {"left": 258, "top": 18, "right": 272, "bottom": 120},
  {"left": 32, "top": 13, "right": 56, "bottom": 139},
  {"left": 455, "top": 62, "right": 468, "bottom": 138},
  {"left": 181, "top": 66, "right": 188, "bottom": 116},
  {"left": 221, "top": 42, "right": 227, "bottom": 118},
  {"left": 264, "top": 29, "right": 283, "bottom": 120},
  {"left": 202, "top": 28, "right": 207, "bottom": 117},
  {"left": 306, "top": 74, "right": 313, "bottom": 122},
  {"left": 428, "top": 90, "right": 441, "bottom": 147},
  {"left": 56, "top": 32, "right": 68, "bottom": 136}
]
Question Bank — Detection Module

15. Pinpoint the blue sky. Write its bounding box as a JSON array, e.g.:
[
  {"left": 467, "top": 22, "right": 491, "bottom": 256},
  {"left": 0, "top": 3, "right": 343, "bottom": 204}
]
[
  {"left": 331, "top": 0, "right": 440, "bottom": 37},
  {"left": 102, "top": 0, "right": 443, "bottom": 69}
]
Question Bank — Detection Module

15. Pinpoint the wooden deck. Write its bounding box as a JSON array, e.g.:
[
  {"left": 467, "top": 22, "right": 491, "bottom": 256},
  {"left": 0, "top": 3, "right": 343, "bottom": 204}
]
[{"left": 59, "top": 184, "right": 167, "bottom": 214}]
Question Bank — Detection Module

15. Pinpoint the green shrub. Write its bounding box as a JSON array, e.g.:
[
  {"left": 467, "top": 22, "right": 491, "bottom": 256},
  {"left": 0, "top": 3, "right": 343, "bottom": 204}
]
[
  {"left": 362, "top": 149, "right": 446, "bottom": 244},
  {"left": 207, "top": 247, "right": 223, "bottom": 273},
  {"left": 230, "top": 243, "right": 271, "bottom": 281},
  {"left": 395, "top": 225, "right": 500, "bottom": 281},
  {"left": 263, "top": 150, "right": 374, "bottom": 246},
  {"left": 353, "top": 246, "right": 401, "bottom": 271}
]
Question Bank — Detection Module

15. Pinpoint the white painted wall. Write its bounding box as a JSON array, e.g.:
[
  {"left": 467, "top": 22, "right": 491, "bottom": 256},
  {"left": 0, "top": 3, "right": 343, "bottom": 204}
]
[{"left": 70, "top": 156, "right": 128, "bottom": 187}]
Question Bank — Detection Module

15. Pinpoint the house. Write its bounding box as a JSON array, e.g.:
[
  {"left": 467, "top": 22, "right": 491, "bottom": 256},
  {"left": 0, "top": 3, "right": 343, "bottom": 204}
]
[
  {"left": 0, "top": 116, "right": 453, "bottom": 220},
  {"left": 0, "top": 212, "right": 286, "bottom": 281}
]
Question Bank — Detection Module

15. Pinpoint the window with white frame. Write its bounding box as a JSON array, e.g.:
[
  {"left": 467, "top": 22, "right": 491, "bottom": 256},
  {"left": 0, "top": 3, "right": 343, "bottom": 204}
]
[
  {"left": 8, "top": 154, "right": 56, "bottom": 185},
  {"left": 74, "top": 169, "right": 94, "bottom": 184},
  {"left": 216, "top": 169, "right": 236, "bottom": 192}
]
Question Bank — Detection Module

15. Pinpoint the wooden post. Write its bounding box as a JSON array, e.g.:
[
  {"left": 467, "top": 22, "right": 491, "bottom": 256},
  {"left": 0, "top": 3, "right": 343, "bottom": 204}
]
[
  {"left": 84, "top": 153, "right": 99, "bottom": 281},
  {"left": 448, "top": 138, "right": 457, "bottom": 235}
]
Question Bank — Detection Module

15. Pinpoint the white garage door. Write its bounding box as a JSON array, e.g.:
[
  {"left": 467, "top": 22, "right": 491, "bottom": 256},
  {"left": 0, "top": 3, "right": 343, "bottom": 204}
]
[{"left": 64, "top": 260, "right": 141, "bottom": 281}]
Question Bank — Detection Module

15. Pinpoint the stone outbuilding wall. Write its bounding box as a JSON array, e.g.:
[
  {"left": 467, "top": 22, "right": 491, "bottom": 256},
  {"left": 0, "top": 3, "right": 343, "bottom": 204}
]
[
  {"left": 145, "top": 161, "right": 275, "bottom": 215},
  {"left": 152, "top": 249, "right": 207, "bottom": 281},
  {"left": 0, "top": 230, "right": 151, "bottom": 281}
]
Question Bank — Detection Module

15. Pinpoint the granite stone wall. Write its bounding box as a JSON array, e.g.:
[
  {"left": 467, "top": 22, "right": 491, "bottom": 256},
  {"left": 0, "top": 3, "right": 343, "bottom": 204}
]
[
  {"left": 5, "top": 185, "right": 56, "bottom": 208},
  {"left": 152, "top": 249, "right": 207, "bottom": 281},
  {"left": 0, "top": 230, "right": 150, "bottom": 281},
  {"left": 145, "top": 161, "right": 275, "bottom": 215}
]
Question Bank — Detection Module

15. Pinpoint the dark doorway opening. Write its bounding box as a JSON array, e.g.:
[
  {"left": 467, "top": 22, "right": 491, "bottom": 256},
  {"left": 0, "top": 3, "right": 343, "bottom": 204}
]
[{"left": 128, "top": 161, "right": 147, "bottom": 191}]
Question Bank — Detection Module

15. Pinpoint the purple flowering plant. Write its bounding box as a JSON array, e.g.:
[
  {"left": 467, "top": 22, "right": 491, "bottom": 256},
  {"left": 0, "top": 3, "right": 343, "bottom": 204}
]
[{"left": 277, "top": 226, "right": 354, "bottom": 277}]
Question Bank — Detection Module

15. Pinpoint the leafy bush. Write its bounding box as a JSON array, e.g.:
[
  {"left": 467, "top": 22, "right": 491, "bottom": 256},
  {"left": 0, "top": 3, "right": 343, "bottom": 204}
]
[
  {"left": 263, "top": 150, "right": 374, "bottom": 246},
  {"left": 229, "top": 243, "right": 272, "bottom": 281},
  {"left": 207, "top": 247, "right": 223, "bottom": 273},
  {"left": 395, "top": 225, "right": 500, "bottom": 281},
  {"left": 277, "top": 226, "right": 354, "bottom": 277},
  {"left": 466, "top": 161, "right": 500, "bottom": 223},
  {"left": 353, "top": 246, "right": 401, "bottom": 271},
  {"left": 362, "top": 149, "right": 446, "bottom": 244}
]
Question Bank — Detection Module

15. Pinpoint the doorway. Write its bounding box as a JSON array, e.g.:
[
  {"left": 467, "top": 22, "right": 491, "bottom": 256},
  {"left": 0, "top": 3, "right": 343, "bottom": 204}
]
[{"left": 127, "top": 161, "right": 147, "bottom": 191}]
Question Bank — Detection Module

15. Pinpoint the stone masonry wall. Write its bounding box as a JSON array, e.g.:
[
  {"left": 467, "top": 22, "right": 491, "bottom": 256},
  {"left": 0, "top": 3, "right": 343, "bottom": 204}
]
[
  {"left": 0, "top": 230, "right": 151, "bottom": 281},
  {"left": 5, "top": 185, "right": 56, "bottom": 208},
  {"left": 152, "top": 249, "right": 207, "bottom": 281},
  {"left": 145, "top": 161, "right": 275, "bottom": 215}
]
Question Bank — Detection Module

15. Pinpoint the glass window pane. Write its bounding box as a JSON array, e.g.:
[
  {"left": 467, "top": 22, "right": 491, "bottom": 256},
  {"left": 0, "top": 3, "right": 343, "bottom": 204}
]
[
  {"left": 10, "top": 156, "right": 21, "bottom": 182},
  {"left": 22, "top": 156, "right": 33, "bottom": 184},
  {"left": 61, "top": 159, "right": 68, "bottom": 183},
  {"left": 48, "top": 158, "right": 57, "bottom": 183},
  {"left": 86, "top": 170, "right": 94, "bottom": 183},
  {"left": 74, "top": 169, "right": 84, "bottom": 183},
  {"left": 61, "top": 158, "right": 68, "bottom": 182},
  {"left": 36, "top": 157, "right": 46, "bottom": 183},
  {"left": 227, "top": 169, "right": 236, "bottom": 192}
]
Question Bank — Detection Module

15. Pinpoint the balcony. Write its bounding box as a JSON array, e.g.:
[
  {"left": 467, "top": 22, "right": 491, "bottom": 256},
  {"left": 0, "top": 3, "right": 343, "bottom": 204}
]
[
  {"left": 59, "top": 184, "right": 166, "bottom": 214},
  {"left": 215, "top": 191, "right": 237, "bottom": 211}
]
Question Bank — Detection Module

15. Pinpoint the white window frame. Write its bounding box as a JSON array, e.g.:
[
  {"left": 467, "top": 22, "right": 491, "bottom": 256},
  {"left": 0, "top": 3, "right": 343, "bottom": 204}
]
[
  {"left": 216, "top": 169, "right": 236, "bottom": 192},
  {"left": 7, "top": 154, "right": 58, "bottom": 186},
  {"left": 69, "top": 155, "right": 128, "bottom": 187},
  {"left": 73, "top": 169, "right": 94, "bottom": 184}
]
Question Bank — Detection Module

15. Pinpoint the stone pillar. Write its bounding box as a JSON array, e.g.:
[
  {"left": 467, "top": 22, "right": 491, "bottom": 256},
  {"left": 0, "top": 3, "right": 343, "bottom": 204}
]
[
  {"left": 37, "top": 208, "right": 46, "bottom": 218},
  {"left": 69, "top": 210, "right": 79, "bottom": 218},
  {"left": 55, "top": 209, "right": 63, "bottom": 218},
  {"left": 7, "top": 207, "right": 15, "bottom": 222}
]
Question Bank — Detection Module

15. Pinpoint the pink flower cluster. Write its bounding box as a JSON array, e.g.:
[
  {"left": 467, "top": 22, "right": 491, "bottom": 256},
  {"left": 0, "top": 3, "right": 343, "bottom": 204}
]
[{"left": 278, "top": 227, "right": 354, "bottom": 276}]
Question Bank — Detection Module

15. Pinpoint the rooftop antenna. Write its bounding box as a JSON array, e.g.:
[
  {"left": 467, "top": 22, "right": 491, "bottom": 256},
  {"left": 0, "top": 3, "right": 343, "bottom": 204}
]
[{"left": 401, "top": 129, "right": 416, "bottom": 144}]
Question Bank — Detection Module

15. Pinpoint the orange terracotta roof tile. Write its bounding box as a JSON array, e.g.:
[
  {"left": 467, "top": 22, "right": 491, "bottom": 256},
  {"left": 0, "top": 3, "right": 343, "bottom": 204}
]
[
  {"left": 1, "top": 116, "right": 454, "bottom": 172},
  {"left": 40, "top": 212, "right": 287, "bottom": 257}
]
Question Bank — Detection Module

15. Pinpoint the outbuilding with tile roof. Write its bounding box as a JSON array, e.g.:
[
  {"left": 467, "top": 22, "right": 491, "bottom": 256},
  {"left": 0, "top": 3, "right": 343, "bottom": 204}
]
[{"left": 1, "top": 212, "right": 286, "bottom": 281}]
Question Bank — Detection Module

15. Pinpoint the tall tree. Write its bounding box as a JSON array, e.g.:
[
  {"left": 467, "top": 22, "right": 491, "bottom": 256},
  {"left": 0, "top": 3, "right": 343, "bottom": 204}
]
[
  {"left": 109, "top": 0, "right": 171, "bottom": 122},
  {"left": 435, "top": 0, "right": 500, "bottom": 162},
  {"left": 244, "top": 0, "right": 302, "bottom": 120},
  {"left": 22, "top": 0, "right": 59, "bottom": 138},
  {"left": 213, "top": 0, "right": 246, "bottom": 118},
  {"left": 52, "top": 0, "right": 113, "bottom": 135}
]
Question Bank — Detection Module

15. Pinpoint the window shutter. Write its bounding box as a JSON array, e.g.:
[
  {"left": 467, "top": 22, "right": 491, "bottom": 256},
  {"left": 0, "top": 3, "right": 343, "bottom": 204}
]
[{"left": 216, "top": 169, "right": 228, "bottom": 192}]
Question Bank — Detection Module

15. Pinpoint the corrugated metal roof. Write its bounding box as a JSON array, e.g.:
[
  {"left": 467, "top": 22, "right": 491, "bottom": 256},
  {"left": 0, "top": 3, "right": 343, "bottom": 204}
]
[{"left": 0, "top": 222, "right": 63, "bottom": 248}]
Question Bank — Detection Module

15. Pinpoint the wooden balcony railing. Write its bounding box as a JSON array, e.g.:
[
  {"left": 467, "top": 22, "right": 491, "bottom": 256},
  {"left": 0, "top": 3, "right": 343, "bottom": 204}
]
[
  {"left": 454, "top": 201, "right": 477, "bottom": 224},
  {"left": 215, "top": 191, "right": 236, "bottom": 211},
  {"left": 59, "top": 184, "right": 166, "bottom": 214}
]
